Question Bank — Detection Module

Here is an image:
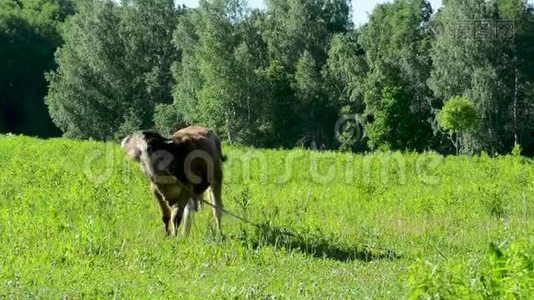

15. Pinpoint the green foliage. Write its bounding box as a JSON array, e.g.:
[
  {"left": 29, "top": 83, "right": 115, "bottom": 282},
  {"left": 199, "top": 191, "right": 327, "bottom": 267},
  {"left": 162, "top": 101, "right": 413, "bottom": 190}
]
[
  {"left": 429, "top": 0, "right": 534, "bottom": 154},
  {"left": 193, "top": 0, "right": 269, "bottom": 144},
  {"left": 46, "top": 0, "right": 179, "bottom": 140},
  {"left": 293, "top": 50, "right": 338, "bottom": 148},
  {"left": 511, "top": 144, "right": 523, "bottom": 157},
  {"left": 1, "top": 0, "right": 533, "bottom": 155},
  {"left": 263, "top": 0, "right": 350, "bottom": 71},
  {"left": 0, "top": 0, "right": 74, "bottom": 137},
  {"left": 323, "top": 32, "right": 368, "bottom": 151},
  {"left": 323, "top": 32, "right": 367, "bottom": 110},
  {"left": 438, "top": 96, "right": 479, "bottom": 154},
  {"left": 438, "top": 96, "right": 479, "bottom": 135},
  {"left": 359, "top": 0, "right": 434, "bottom": 152},
  {"left": 366, "top": 86, "right": 430, "bottom": 151},
  {"left": 407, "top": 241, "right": 534, "bottom": 298},
  {"left": 255, "top": 60, "right": 299, "bottom": 147},
  {"left": 157, "top": 0, "right": 351, "bottom": 148},
  {"left": 483, "top": 242, "right": 534, "bottom": 298},
  {"left": 160, "top": 1, "right": 273, "bottom": 145},
  {"left": 294, "top": 51, "right": 321, "bottom": 103},
  {"left": 261, "top": 0, "right": 352, "bottom": 147},
  {"left": 153, "top": 102, "right": 185, "bottom": 136},
  {"left": 0, "top": 136, "right": 532, "bottom": 297}
]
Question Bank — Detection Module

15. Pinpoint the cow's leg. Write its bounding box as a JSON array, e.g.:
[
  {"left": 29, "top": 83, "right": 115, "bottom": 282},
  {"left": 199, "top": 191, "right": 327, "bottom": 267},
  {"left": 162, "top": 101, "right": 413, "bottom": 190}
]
[
  {"left": 154, "top": 190, "right": 174, "bottom": 236},
  {"left": 209, "top": 184, "right": 223, "bottom": 234},
  {"left": 182, "top": 198, "right": 196, "bottom": 236},
  {"left": 167, "top": 203, "right": 181, "bottom": 236},
  {"left": 172, "top": 205, "right": 185, "bottom": 232},
  {"left": 196, "top": 196, "right": 202, "bottom": 211}
]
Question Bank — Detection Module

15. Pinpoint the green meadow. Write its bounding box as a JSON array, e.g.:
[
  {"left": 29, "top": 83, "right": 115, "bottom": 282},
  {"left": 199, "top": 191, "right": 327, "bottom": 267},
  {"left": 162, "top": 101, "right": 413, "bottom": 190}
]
[{"left": 0, "top": 135, "right": 532, "bottom": 298}]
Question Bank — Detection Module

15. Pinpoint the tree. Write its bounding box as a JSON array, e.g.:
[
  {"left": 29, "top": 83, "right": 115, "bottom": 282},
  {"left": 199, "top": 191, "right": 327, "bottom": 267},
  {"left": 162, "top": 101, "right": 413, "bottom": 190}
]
[
  {"left": 438, "top": 96, "right": 479, "bottom": 154},
  {"left": 256, "top": 60, "right": 299, "bottom": 147},
  {"left": 159, "top": 1, "right": 273, "bottom": 145},
  {"left": 429, "top": 0, "right": 534, "bottom": 155},
  {"left": 323, "top": 32, "right": 368, "bottom": 151},
  {"left": 429, "top": 0, "right": 510, "bottom": 154},
  {"left": 160, "top": 0, "right": 352, "bottom": 148},
  {"left": 165, "top": 0, "right": 250, "bottom": 144},
  {"left": 261, "top": 0, "right": 352, "bottom": 147},
  {"left": 156, "top": 6, "right": 203, "bottom": 135},
  {"left": 263, "top": 0, "right": 350, "bottom": 72},
  {"left": 359, "top": 0, "right": 434, "bottom": 151},
  {"left": 494, "top": 0, "right": 534, "bottom": 155},
  {"left": 0, "top": 0, "right": 76, "bottom": 137},
  {"left": 366, "top": 86, "right": 428, "bottom": 151},
  {"left": 293, "top": 50, "right": 338, "bottom": 148},
  {"left": 46, "top": 0, "right": 179, "bottom": 140}
]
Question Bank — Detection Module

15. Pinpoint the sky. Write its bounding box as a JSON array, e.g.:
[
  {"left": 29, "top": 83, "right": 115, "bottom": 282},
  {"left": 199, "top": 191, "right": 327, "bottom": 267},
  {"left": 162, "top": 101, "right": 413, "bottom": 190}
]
[{"left": 175, "top": 0, "right": 444, "bottom": 26}]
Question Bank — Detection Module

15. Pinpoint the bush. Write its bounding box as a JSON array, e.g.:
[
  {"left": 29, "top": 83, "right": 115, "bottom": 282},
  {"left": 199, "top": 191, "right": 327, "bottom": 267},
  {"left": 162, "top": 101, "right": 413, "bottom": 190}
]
[{"left": 438, "top": 97, "right": 479, "bottom": 135}]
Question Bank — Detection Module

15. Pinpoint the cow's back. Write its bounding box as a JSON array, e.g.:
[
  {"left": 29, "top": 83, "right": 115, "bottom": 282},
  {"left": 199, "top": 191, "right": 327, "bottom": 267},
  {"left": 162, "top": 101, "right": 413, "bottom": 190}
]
[
  {"left": 172, "top": 126, "right": 221, "bottom": 159},
  {"left": 171, "top": 126, "right": 223, "bottom": 193}
]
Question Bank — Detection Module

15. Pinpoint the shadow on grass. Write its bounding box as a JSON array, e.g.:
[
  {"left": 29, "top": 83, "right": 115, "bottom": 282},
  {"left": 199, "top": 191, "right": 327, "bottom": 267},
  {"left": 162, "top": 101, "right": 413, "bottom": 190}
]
[{"left": 236, "top": 222, "right": 399, "bottom": 262}]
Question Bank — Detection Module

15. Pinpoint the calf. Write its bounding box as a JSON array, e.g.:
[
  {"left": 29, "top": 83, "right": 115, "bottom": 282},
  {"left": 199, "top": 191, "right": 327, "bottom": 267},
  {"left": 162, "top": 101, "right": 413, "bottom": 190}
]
[{"left": 121, "top": 126, "right": 225, "bottom": 236}]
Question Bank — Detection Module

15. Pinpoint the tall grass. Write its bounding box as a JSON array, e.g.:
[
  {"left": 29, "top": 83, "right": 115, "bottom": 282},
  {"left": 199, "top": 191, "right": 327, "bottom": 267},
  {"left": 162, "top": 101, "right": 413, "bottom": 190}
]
[{"left": 0, "top": 135, "right": 532, "bottom": 298}]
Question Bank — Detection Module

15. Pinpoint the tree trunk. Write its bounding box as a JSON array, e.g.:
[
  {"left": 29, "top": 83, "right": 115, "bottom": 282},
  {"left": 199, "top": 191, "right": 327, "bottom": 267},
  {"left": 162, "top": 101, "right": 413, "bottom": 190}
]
[
  {"left": 457, "top": 133, "right": 460, "bottom": 155},
  {"left": 225, "top": 110, "right": 232, "bottom": 142},
  {"left": 513, "top": 66, "right": 519, "bottom": 146}
]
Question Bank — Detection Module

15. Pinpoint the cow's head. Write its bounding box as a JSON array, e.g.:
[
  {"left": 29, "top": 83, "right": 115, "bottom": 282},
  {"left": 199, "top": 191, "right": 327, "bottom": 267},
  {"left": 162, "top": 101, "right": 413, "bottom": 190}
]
[{"left": 121, "top": 131, "right": 177, "bottom": 183}]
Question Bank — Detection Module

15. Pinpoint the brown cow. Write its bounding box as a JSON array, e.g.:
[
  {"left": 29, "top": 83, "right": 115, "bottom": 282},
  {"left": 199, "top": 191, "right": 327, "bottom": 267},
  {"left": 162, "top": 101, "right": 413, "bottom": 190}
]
[{"left": 121, "top": 126, "right": 225, "bottom": 236}]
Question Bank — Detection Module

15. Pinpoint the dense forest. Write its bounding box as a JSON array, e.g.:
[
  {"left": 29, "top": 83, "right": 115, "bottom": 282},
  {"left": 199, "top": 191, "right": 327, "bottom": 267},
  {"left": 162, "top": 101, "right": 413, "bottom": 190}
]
[{"left": 1, "top": 0, "right": 533, "bottom": 155}]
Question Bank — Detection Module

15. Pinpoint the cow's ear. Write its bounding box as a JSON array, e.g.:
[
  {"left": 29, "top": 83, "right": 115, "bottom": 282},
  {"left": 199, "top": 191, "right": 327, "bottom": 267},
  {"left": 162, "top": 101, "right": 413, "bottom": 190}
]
[{"left": 121, "top": 134, "right": 143, "bottom": 161}]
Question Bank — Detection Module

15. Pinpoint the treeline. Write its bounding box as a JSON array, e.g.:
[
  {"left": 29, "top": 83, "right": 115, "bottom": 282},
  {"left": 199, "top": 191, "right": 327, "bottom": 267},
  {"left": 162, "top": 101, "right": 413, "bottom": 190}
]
[
  {"left": 1, "top": 0, "right": 534, "bottom": 155},
  {"left": 0, "top": 0, "right": 76, "bottom": 137}
]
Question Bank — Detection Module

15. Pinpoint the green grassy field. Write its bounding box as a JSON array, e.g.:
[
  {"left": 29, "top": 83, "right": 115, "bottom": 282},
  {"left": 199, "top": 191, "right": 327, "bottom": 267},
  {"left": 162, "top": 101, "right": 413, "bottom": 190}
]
[{"left": 0, "top": 135, "right": 532, "bottom": 298}]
